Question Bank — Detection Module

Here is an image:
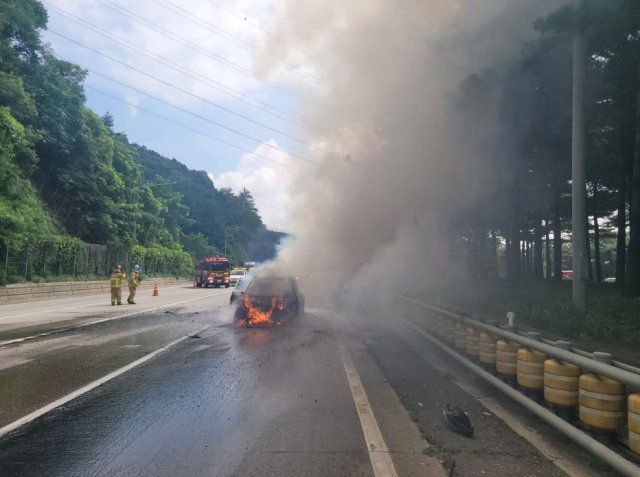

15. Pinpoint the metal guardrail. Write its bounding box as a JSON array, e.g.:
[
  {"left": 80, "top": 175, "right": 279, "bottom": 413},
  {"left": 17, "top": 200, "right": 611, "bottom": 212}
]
[
  {"left": 398, "top": 294, "right": 640, "bottom": 476},
  {"left": 400, "top": 316, "right": 640, "bottom": 477},
  {"left": 399, "top": 295, "right": 640, "bottom": 390}
]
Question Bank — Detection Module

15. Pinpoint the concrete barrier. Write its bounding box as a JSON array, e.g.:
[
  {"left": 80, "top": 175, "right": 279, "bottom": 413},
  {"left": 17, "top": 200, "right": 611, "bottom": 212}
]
[{"left": 0, "top": 278, "right": 192, "bottom": 304}]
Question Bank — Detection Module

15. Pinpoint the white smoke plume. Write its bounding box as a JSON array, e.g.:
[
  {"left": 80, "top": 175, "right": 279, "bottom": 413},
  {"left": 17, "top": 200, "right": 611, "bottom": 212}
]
[{"left": 256, "top": 0, "right": 565, "bottom": 307}]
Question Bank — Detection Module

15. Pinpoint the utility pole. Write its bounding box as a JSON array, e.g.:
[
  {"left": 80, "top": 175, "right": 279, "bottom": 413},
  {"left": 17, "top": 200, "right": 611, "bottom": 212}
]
[{"left": 572, "top": 0, "right": 587, "bottom": 310}]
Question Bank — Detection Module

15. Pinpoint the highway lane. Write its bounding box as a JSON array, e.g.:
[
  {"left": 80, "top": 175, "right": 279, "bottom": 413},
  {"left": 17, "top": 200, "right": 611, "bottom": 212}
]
[
  {"left": 0, "top": 306, "right": 442, "bottom": 476},
  {"left": 0, "top": 288, "right": 603, "bottom": 476},
  {"left": 0, "top": 288, "right": 232, "bottom": 429},
  {"left": 0, "top": 284, "right": 214, "bottom": 341}
]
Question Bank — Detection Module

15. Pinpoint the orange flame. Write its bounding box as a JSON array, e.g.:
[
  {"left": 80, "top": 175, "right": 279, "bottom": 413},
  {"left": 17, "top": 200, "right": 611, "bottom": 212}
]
[{"left": 238, "top": 294, "right": 284, "bottom": 327}]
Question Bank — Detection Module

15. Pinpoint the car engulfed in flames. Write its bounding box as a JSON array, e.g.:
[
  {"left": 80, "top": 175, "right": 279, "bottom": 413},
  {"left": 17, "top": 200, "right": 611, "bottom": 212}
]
[
  {"left": 237, "top": 294, "right": 285, "bottom": 327},
  {"left": 234, "top": 275, "right": 304, "bottom": 327}
]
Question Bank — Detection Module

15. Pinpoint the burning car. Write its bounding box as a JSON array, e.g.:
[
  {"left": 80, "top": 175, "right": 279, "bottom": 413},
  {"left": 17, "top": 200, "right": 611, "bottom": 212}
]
[
  {"left": 229, "top": 276, "right": 252, "bottom": 304},
  {"left": 235, "top": 275, "right": 304, "bottom": 327}
]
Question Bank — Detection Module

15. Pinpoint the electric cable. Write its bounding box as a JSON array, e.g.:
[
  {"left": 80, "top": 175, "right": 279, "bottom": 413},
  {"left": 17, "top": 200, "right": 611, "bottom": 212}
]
[
  {"left": 80, "top": 68, "right": 321, "bottom": 167},
  {"left": 48, "top": 30, "right": 318, "bottom": 154},
  {"left": 152, "top": 0, "right": 322, "bottom": 85},
  {"left": 203, "top": 0, "right": 322, "bottom": 84},
  {"left": 94, "top": 0, "right": 297, "bottom": 97},
  {"left": 44, "top": 2, "right": 306, "bottom": 126},
  {"left": 85, "top": 85, "right": 315, "bottom": 177}
]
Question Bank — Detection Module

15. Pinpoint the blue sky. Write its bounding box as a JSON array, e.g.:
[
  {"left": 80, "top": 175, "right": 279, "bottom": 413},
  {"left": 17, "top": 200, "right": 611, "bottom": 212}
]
[{"left": 40, "top": 0, "right": 318, "bottom": 229}]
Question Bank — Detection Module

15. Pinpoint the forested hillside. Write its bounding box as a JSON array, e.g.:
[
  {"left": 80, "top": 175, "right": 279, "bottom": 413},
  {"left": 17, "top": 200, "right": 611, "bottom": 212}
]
[{"left": 0, "top": 0, "right": 282, "bottom": 282}]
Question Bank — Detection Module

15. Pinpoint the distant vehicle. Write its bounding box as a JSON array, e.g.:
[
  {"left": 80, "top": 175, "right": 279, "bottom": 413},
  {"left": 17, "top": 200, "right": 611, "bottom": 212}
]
[
  {"left": 603, "top": 277, "right": 616, "bottom": 284},
  {"left": 235, "top": 275, "right": 304, "bottom": 327},
  {"left": 230, "top": 276, "right": 252, "bottom": 304},
  {"left": 194, "top": 256, "right": 230, "bottom": 288},
  {"left": 243, "top": 261, "right": 256, "bottom": 271},
  {"left": 561, "top": 270, "right": 573, "bottom": 281},
  {"left": 229, "top": 268, "right": 247, "bottom": 285}
]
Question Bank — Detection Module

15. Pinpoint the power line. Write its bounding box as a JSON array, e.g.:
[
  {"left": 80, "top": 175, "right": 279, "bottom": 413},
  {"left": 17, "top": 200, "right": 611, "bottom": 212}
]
[
  {"left": 84, "top": 85, "right": 315, "bottom": 177},
  {"left": 153, "top": 0, "right": 322, "bottom": 85},
  {"left": 43, "top": 2, "right": 306, "bottom": 127},
  {"left": 47, "top": 30, "right": 318, "bottom": 155},
  {"left": 94, "top": 0, "right": 298, "bottom": 98},
  {"left": 81, "top": 66, "right": 321, "bottom": 167}
]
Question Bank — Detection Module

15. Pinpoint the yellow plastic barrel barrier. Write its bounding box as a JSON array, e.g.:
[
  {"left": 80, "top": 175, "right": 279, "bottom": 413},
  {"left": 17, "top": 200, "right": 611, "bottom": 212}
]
[
  {"left": 478, "top": 332, "right": 497, "bottom": 367},
  {"left": 579, "top": 373, "right": 626, "bottom": 432},
  {"left": 454, "top": 324, "right": 466, "bottom": 350},
  {"left": 465, "top": 327, "right": 479, "bottom": 358},
  {"left": 517, "top": 347, "right": 547, "bottom": 391},
  {"left": 544, "top": 359, "right": 580, "bottom": 407},
  {"left": 442, "top": 318, "right": 455, "bottom": 344},
  {"left": 629, "top": 393, "right": 640, "bottom": 455},
  {"left": 496, "top": 339, "right": 519, "bottom": 378}
]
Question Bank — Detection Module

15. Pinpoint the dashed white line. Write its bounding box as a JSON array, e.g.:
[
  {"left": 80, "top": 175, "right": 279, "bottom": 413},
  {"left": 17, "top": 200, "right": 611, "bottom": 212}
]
[{"left": 340, "top": 345, "right": 398, "bottom": 477}]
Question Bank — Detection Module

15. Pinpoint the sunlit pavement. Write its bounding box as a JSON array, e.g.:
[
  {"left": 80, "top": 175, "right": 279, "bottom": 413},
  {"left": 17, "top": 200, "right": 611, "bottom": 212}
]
[{"left": 0, "top": 294, "right": 608, "bottom": 476}]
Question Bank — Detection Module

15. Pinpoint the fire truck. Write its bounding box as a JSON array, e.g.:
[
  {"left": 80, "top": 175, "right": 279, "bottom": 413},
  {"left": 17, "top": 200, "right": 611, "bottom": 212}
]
[{"left": 194, "top": 256, "right": 231, "bottom": 288}]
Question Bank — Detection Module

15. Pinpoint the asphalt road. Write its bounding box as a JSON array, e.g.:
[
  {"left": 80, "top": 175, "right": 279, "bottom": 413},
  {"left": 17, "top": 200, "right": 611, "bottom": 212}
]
[{"left": 0, "top": 287, "right": 611, "bottom": 476}]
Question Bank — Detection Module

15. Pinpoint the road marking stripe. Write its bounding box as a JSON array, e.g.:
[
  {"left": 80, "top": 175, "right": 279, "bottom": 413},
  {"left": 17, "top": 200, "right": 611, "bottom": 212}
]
[
  {"left": 340, "top": 345, "right": 398, "bottom": 477},
  {"left": 0, "top": 325, "right": 212, "bottom": 440},
  {"left": 0, "top": 291, "right": 229, "bottom": 348}
]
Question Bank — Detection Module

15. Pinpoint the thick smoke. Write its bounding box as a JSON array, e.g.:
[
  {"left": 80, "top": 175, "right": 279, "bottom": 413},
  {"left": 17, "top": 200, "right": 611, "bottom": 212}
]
[{"left": 256, "top": 0, "right": 565, "bottom": 308}]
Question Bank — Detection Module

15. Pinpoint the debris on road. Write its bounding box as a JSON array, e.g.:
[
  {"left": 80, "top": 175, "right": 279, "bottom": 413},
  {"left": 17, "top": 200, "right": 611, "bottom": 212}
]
[{"left": 444, "top": 404, "right": 474, "bottom": 438}]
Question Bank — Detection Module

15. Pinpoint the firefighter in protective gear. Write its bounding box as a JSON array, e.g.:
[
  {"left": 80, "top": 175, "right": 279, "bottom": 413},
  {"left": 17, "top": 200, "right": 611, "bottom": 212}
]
[
  {"left": 110, "top": 265, "right": 126, "bottom": 305},
  {"left": 127, "top": 264, "right": 141, "bottom": 304}
]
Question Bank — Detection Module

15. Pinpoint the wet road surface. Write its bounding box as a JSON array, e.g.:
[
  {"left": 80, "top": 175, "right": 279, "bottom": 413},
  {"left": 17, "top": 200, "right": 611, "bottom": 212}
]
[
  {"left": 0, "top": 290, "right": 607, "bottom": 476},
  {"left": 0, "top": 304, "right": 440, "bottom": 476}
]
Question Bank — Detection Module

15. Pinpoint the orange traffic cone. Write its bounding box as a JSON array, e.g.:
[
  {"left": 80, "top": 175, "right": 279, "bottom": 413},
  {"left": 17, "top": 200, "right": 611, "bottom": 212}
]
[{"left": 152, "top": 284, "right": 159, "bottom": 297}]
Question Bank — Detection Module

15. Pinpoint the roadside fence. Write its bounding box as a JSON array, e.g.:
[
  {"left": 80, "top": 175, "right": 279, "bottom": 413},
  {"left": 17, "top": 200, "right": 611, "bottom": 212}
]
[{"left": 0, "top": 242, "right": 131, "bottom": 285}]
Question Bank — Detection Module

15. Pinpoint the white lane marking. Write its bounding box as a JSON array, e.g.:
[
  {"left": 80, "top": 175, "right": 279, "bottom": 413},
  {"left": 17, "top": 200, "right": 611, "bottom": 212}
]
[
  {"left": 0, "top": 286, "right": 189, "bottom": 320},
  {"left": 340, "top": 345, "right": 398, "bottom": 477},
  {"left": 0, "top": 325, "right": 212, "bottom": 440},
  {"left": 0, "top": 291, "right": 230, "bottom": 347}
]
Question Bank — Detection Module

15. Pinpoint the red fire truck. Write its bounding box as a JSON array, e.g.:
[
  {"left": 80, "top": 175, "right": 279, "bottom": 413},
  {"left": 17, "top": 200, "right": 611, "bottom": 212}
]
[{"left": 194, "top": 256, "right": 231, "bottom": 288}]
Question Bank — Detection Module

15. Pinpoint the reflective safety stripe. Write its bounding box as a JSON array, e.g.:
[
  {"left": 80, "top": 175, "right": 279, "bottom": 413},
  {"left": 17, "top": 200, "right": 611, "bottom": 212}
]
[
  {"left": 544, "top": 373, "right": 579, "bottom": 383},
  {"left": 544, "top": 386, "right": 578, "bottom": 397},
  {"left": 579, "top": 406, "right": 625, "bottom": 418},
  {"left": 630, "top": 430, "right": 640, "bottom": 441},
  {"left": 579, "top": 389, "right": 626, "bottom": 401},
  {"left": 629, "top": 412, "right": 640, "bottom": 423}
]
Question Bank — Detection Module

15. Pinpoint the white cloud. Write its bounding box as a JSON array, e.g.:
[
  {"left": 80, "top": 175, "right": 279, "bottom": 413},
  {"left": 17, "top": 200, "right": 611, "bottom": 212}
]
[
  {"left": 211, "top": 140, "right": 304, "bottom": 231},
  {"left": 42, "top": 0, "right": 315, "bottom": 108}
]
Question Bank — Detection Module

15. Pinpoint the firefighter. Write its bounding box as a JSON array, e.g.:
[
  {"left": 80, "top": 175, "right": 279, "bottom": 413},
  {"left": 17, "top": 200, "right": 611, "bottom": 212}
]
[
  {"left": 127, "top": 264, "right": 141, "bottom": 304},
  {"left": 110, "top": 265, "right": 126, "bottom": 306}
]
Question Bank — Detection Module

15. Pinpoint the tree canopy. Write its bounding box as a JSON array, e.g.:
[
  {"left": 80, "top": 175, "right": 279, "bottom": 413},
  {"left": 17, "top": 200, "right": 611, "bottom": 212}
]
[{"left": 0, "top": 0, "right": 281, "bottom": 272}]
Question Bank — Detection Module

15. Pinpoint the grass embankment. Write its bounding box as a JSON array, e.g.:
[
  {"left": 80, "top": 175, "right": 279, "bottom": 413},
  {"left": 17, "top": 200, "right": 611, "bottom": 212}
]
[{"left": 433, "top": 280, "right": 640, "bottom": 365}]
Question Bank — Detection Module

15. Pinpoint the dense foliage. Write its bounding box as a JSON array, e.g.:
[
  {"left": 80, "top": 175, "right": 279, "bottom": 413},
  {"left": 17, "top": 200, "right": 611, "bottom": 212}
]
[
  {"left": 0, "top": 0, "right": 282, "bottom": 281},
  {"left": 455, "top": 1, "right": 640, "bottom": 295}
]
